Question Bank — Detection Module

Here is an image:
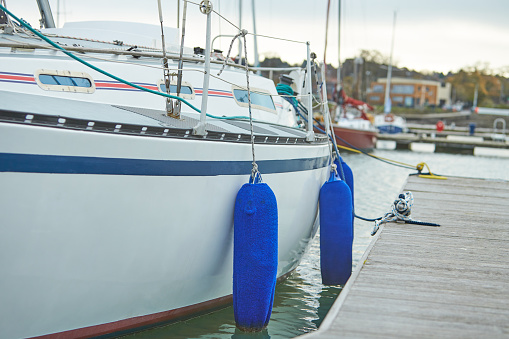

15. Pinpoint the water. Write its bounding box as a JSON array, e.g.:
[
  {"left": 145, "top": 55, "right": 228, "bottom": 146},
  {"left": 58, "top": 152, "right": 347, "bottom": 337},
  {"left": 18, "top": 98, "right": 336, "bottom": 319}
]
[{"left": 127, "top": 150, "right": 509, "bottom": 339}]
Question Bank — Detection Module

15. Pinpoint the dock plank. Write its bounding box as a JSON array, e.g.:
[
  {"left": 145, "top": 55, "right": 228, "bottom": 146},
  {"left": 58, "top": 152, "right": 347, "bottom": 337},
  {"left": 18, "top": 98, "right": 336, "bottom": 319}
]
[{"left": 300, "top": 175, "right": 509, "bottom": 338}]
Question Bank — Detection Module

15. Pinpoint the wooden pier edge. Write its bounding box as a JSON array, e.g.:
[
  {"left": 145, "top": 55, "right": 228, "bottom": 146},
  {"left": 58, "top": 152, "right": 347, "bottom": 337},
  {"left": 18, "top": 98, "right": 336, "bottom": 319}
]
[
  {"left": 299, "top": 174, "right": 509, "bottom": 338},
  {"left": 298, "top": 177, "right": 411, "bottom": 338}
]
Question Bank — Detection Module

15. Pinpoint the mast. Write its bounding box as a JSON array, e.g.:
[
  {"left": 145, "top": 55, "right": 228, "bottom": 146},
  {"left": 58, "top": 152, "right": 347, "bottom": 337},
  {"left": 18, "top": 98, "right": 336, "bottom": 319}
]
[
  {"left": 36, "top": 0, "right": 55, "bottom": 28},
  {"left": 383, "top": 11, "right": 397, "bottom": 114},
  {"left": 251, "top": 0, "right": 260, "bottom": 73},
  {"left": 237, "top": 0, "right": 242, "bottom": 65},
  {"left": 324, "top": 0, "right": 331, "bottom": 68},
  {"left": 337, "top": 0, "right": 341, "bottom": 87},
  {"left": 473, "top": 83, "right": 479, "bottom": 109}
]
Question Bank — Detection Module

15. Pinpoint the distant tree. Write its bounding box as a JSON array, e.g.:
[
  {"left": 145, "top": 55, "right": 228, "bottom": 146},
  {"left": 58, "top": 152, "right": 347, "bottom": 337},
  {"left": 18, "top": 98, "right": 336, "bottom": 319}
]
[
  {"left": 260, "top": 54, "right": 509, "bottom": 108},
  {"left": 359, "top": 49, "right": 390, "bottom": 65},
  {"left": 446, "top": 64, "right": 507, "bottom": 107}
]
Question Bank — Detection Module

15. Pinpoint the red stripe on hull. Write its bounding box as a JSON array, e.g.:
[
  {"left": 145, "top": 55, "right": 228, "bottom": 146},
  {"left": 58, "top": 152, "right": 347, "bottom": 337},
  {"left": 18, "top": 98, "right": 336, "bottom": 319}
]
[
  {"left": 29, "top": 270, "right": 296, "bottom": 338},
  {"left": 30, "top": 295, "right": 233, "bottom": 339},
  {"left": 95, "top": 83, "right": 158, "bottom": 91},
  {"left": 0, "top": 74, "right": 35, "bottom": 82}
]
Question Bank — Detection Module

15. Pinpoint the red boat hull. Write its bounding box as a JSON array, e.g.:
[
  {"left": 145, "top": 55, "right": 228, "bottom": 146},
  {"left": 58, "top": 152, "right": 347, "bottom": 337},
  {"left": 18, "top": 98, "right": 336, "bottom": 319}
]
[{"left": 332, "top": 125, "right": 377, "bottom": 151}]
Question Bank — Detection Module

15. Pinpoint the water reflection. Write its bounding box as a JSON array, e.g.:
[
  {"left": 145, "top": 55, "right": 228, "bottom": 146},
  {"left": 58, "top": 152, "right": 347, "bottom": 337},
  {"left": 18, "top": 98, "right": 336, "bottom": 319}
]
[
  {"left": 231, "top": 328, "right": 271, "bottom": 339},
  {"left": 126, "top": 243, "right": 343, "bottom": 339}
]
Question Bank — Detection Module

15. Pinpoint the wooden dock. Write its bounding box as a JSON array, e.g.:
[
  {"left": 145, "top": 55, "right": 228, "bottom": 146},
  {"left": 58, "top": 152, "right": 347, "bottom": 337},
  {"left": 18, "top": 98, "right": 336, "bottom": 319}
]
[
  {"left": 377, "top": 132, "right": 509, "bottom": 152},
  {"left": 301, "top": 175, "right": 509, "bottom": 338}
]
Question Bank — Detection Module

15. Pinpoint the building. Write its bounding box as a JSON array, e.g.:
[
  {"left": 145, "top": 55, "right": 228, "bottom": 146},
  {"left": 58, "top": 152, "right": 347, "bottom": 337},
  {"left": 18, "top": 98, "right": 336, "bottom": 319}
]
[{"left": 367, "top": 77, "right": 451, "bottom": 108}]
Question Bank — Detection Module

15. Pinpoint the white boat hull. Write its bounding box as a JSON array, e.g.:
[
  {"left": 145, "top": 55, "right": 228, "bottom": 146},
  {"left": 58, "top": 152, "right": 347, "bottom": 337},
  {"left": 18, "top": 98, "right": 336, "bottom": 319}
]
[
  {"left": 0, "top": 121, "right": 329, "bottom": 338},
  {"left": 0, "top": 8, "right": 331, "bottom": 335}
]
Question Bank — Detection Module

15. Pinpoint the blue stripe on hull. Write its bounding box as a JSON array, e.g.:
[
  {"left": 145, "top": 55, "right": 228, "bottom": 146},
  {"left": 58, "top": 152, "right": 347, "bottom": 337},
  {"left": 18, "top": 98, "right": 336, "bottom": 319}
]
[{"left": 0, "top": 153, "right": 329, "bottom": 176}]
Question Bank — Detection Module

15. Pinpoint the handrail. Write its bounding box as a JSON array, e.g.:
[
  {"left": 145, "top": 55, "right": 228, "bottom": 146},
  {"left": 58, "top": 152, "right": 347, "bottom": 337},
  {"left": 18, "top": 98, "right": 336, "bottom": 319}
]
[
  {"left": 0, "top": 3, "right": 313, "bottom": 124},
  {"left": 493, "top": 118, "right": 506, "bottom": 134},
  {"left": 248, "top": 66, "right": 303, "bottom": 72},
  {"left": 1, "top": 40, "right": 306, "bottom": 75}
]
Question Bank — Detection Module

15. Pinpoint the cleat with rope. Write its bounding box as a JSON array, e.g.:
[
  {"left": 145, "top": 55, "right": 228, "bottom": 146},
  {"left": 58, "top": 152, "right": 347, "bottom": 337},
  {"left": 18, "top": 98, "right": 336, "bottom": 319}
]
[{"left": 370, "top": 191, "right": 440, "bottom": 236}]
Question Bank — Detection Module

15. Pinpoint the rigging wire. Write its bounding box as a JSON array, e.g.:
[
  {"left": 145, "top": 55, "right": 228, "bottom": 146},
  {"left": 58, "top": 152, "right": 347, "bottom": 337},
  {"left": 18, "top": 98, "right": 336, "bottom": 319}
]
[{"left": 185, "top": 0, "right": 307, "bottom": 44}]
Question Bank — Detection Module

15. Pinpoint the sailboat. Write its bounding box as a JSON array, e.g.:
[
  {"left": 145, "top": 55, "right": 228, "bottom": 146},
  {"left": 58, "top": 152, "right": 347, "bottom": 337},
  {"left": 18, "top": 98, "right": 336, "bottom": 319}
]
[
  {"left": 326, "top": 0, "right": 378, "bottom": 151},
  {"left": 0, "top": 1, "right": 330, "bottom": 337},
  {"left": 373, "top": 11, "right": 408, "bottom": 134}
]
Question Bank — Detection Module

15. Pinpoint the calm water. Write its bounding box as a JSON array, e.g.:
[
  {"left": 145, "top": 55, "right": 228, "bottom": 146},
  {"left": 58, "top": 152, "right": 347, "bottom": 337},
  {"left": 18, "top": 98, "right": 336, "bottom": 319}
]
[{"left": 127, "top": 150, "right": 509, "bottom": 339}]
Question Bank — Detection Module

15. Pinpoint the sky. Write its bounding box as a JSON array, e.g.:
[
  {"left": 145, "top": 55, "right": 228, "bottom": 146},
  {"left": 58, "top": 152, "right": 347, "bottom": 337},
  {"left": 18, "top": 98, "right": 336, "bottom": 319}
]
[{"left": 6, "top": 0, "right": 509, "bottom": 75}]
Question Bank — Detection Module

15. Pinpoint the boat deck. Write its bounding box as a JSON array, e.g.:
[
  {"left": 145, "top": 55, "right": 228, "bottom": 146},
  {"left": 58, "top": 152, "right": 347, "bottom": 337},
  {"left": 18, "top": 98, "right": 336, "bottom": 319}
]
[
  {"left": 0, "top": 90, "right": 322, "bottom": 145},
  {"left": 302, "top": 175, "right": 509, "bottom": 338}
]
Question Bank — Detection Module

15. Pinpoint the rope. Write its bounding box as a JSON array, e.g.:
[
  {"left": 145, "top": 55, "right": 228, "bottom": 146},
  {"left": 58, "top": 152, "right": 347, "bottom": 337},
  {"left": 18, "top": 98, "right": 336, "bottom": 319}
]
[
  {"left": 241, "top": 32, "right": 260, "bottom": 182},
  {"left": 414, "top": 162, "right": 448, "bottom": 180},
  {"left": 218, "top": 30, "right": 260, "bottom": 182},
  {"left": 287, "top": 73, "right": 443, "bottom": 181},
  {"left": 275, "top": 84, "right": 299, "bottom": 108},
  {"left": 370, "top": 191, "right": 440, "bottom": 236},
  {"left": 217, "top": 30, "right": 244, "bottom": 76}
]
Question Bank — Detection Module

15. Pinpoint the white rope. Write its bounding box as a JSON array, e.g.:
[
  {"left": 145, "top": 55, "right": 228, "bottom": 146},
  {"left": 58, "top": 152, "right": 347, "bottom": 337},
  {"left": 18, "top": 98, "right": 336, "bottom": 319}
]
[
  {"left": 240, "top": 32, "right": 260, "bottom": 182},
  {"left": 217, "top": 30, "right": 259, "bottom": 181},
  {"left": 371, "top": 192, "right": 414, "bottom": 235},
  {"left": 216, "top": 30, "right": 245, "bottom": 76}
]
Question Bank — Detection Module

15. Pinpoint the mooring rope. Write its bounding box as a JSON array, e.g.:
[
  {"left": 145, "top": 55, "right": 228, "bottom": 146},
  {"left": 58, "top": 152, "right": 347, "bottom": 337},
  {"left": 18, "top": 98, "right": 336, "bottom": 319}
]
[{"left": 370, "top": 191, "right": 440, "bottom": 236}]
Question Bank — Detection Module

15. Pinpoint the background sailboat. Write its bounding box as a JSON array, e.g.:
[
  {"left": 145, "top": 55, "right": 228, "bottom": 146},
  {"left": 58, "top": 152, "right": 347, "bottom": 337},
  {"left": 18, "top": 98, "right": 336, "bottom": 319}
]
[
  {"left": 373, "top": 11, "right": 408, "bottom": 134},
  {"left": 326, "top": 0, "right": 378, "bottom": 151}
]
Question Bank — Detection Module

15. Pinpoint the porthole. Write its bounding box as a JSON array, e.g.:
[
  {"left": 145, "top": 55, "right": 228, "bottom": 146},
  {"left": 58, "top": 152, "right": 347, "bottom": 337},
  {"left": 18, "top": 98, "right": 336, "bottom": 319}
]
[
  {"left": 157, "top": 79, "right": 195, "bottom": 100},
  {"left": 35, "top": 69, "right": 95, "bottom": 93},
  {"left": 232, "top": 86, "right": 276, "bottom": 113}
]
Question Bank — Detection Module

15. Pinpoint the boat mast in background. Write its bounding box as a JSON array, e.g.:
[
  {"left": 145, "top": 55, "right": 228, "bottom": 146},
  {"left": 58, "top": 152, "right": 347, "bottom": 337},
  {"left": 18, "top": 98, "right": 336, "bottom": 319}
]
[
  {"left": 237, "top": 0, "right": 242, "bottom": 64},
  {"left": 251, "top": 0, "right": 260, "bottom": 73},
  {"left": 36, "top": 0, "right": 55, "bottom": 28},
  {"left": 383, "top": 11, "right": 397, "bottom": 114},
  {"left": 336, "top": 0, "right": 342, "bottom": 119},
  {"left": 337, "top": 0, "right": 341, "bottom": 90}
]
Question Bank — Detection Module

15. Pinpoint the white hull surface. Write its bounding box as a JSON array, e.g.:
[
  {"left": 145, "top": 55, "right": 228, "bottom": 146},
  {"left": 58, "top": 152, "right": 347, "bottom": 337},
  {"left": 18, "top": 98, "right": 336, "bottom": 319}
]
[
  {"left": 0, "top": 14, "right": 331, "bottom": 338},
  {"left": 0, "top": 116, "right": 329, "bottom": 338}
]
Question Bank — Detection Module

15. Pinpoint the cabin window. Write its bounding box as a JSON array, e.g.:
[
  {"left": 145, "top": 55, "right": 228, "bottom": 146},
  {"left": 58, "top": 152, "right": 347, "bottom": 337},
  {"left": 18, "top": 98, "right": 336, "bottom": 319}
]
[
  {"left": 232, "top": 86, "right": 275, "bottom": 113},
  {"left": 157, "top": 80, "right": 195, "bottom": 100},
  {"left": 39, "top": 75, "right": 92, "bottom": 87},
  {"left": 35, "top": 70, "right": 95, "bottom": 93}
]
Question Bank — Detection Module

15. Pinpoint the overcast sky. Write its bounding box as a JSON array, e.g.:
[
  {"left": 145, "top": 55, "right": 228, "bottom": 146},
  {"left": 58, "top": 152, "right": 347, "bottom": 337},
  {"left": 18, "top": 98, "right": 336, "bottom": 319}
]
[{"left": 7, "top": 0, "right": 509, "bottom": 75}]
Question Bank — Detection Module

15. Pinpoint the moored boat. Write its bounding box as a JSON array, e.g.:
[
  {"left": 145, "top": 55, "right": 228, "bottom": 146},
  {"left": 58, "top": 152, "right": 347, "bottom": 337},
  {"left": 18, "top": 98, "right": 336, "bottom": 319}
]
[
  {"left": 374, "top": 113, "right": 408, "bottom": 134},
  {"left": 332, "top": 119, "right": 378, "bottom": 151},
  {"left": 0, "top": 1, "right": 330, "bottom": 337},
  {"left": 331, "top": 88, "right": 378, "bottom": 151}
]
